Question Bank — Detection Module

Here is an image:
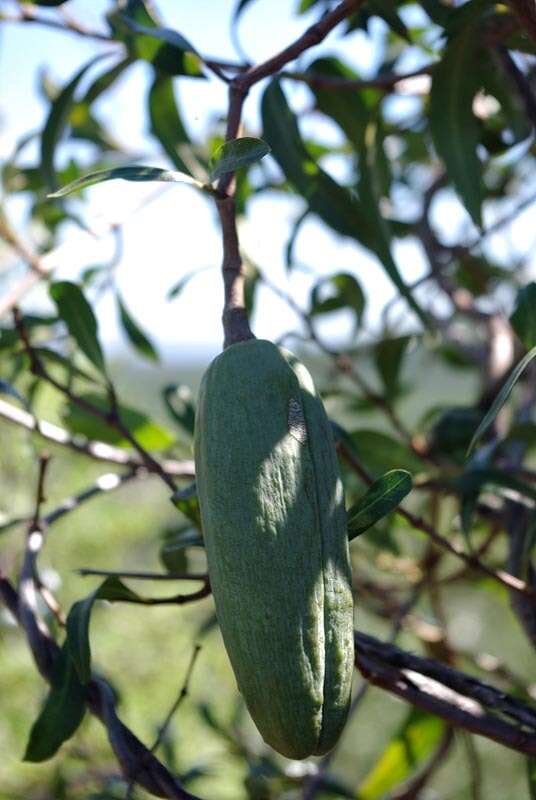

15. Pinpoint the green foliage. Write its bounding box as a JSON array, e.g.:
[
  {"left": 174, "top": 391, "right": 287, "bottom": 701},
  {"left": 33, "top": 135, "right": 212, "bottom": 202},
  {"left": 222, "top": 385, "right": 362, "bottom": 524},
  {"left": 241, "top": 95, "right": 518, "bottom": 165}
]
[
  {"left": 348, "top": 469, "right": 412, "bottom": 540},
  {"left": 24, "top": 645, "right": 87, "bottom": 762},
  {"left": 2, "top": 0, "right": 536, "bottom": 796}
]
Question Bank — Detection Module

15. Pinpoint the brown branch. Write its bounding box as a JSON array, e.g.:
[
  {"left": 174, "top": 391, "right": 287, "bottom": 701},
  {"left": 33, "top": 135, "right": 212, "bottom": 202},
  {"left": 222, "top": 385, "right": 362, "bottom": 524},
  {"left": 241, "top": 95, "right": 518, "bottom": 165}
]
[
  {"left": 355, "top": 632, "right": 536, "bottom": 756},
  {"left": 216, "top": 196, "right": 255, "bottom": 348},
  {"left": 215, "top": 0, "right": 364, "bottom": 346},
  {"left": 282, "top": 63, "right": 435, "bottom": 93}
]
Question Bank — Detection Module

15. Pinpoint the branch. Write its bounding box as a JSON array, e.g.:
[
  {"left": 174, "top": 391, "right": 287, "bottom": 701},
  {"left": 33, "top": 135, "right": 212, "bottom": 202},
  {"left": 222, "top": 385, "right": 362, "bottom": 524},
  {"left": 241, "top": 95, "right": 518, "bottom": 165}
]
[
  {"left": 0, "top": 570, "right": 203, "bottom": 799},
  {"left": 282, "top": 63, "right": 435, "bottom": 93},
  {"left": 340, "top": 442, "right": 536, "bottom": 601},
  {"left": 0, "top": 398, "right": 194, "bottom": 476},
  {"left": 355, "top": 632, "right": 536, "bottom": 756},
  {"left": 215, "top": 0, "right": 364, "bottom": 346}
]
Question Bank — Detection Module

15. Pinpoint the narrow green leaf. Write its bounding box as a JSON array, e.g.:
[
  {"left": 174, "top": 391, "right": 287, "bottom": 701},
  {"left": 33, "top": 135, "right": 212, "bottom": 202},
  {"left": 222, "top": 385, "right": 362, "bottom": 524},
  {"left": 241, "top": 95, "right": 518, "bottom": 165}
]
[
  {"left": 148, "top": 75, "right": 194, "bottom": 175},
  {"left": 262, "top": 79, "right": 427, "bottom": 326},
  {"left": 41, "top": 55, "right": 108, "bottom": 191},
  {"left": 108, "top": 4, "right": 204, "bottom": 78},
  {"left": 429, "top": 28, "right": 483, "bottom": 227},
  {"left": 357, "top": 709, "right": 444, "bottom": 799},
  {"left": 66, "top": 576, "right": 157, "bottom": 684},
  {"left": 374, "top": 336, "right": 411, "bottom": 398},
  {"left": 511, "top": 283, "right": 536, "bottom": 351},
  {"left": 358, "top": 122, "right": 428, "bottom": 326},
  {"left": 82, "top": 56, "right": 135, "bottom": 105},
  {"left": 306, "top": 56, "right": 373, "bottom": 146},
  {"left": 117, "top": 294, "right": 158, "bottom": 362},
  {"left": 348, "top": 470, "right": 412, "bottom": 540},
  {"left": 261, "top": 80, "right": 371, "bottom": 243},
  {"left": 24, "top": 645, "right": 87, "bottom": 762},
  {"left": 114, "top": 14, "right": 197, "bottom": 56},
  {"left": 47, "top": 165, "right": 204, "bottom": 198},
  {"left": 160, "top": 528, "right": 204, "bottom": 573},
  {"left": 66, "top": 593, "right": 98, "bottom": 684},
  {"left": 166, "top": 267, "right": 208, "bottom": 300},
  {"left": 49, "top": 282, "right": 105, "bottom": 374},
  {"left": 285, "top": 209, "right": 308, "bottom": 272},
  {"left": 310, "top": 272, "right": 365, "bottom": 329},
  {"left": 467, "top": 346, "right": 536, "bottom": 455},
  {"left": 209, "top": 137, "right": 270, "bottom": 182},
  {"left": 162, "top": 384, "right": 196, "bottom": 436}
]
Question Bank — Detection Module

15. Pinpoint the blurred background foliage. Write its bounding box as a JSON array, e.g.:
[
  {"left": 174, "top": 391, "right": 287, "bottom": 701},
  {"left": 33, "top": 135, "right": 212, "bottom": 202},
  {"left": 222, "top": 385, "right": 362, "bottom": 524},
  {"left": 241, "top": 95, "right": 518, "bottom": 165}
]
[{"left": 2, "top": 0, "right": 536, "bottom": 798}]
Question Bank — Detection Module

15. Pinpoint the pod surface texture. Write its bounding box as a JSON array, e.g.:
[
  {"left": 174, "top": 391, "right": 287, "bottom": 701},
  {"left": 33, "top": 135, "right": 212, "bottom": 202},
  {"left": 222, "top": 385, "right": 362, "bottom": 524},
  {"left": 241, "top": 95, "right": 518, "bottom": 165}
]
[{"left": 194, "top": 339, "right": 354, "bottom": 759}]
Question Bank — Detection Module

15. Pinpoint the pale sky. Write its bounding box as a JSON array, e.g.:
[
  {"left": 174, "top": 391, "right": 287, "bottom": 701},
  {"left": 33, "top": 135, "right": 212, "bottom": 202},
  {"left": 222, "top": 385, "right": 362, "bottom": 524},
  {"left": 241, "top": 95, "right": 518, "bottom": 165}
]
[{"left": 1, "top": 0, "right": 534, "bottom": 366}]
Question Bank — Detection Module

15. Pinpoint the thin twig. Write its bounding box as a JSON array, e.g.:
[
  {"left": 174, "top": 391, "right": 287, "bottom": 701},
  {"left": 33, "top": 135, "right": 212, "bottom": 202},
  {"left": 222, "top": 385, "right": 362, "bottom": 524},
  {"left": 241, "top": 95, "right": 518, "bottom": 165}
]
[
  {"left": 0, "top": 397, "right": 195, "bottom": 476},
  {"left": 79, "top": 568, "right": 208, "bottom": 582},
  {"left": 340, "top": 441, "right": 536, "bottom": 600},
  {"left": 13, "top": 311, "right": 177, "bottom": 492},
  {"left": 126, "top": 644, "right": 202, "bottom": 798}
]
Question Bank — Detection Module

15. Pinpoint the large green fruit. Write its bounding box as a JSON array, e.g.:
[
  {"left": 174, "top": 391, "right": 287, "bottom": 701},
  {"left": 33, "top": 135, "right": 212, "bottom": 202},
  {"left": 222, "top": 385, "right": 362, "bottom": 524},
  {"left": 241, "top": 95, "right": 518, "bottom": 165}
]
[{"left": 195, "top": 339, "right": 354, "bottom": 759}]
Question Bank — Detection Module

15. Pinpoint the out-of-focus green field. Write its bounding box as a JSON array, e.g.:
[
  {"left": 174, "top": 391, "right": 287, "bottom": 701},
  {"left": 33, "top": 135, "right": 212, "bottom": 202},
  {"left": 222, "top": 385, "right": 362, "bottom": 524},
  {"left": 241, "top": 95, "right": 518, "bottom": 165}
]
[{"left": 0, "top": 351, "right": 535, "bottom": 799}]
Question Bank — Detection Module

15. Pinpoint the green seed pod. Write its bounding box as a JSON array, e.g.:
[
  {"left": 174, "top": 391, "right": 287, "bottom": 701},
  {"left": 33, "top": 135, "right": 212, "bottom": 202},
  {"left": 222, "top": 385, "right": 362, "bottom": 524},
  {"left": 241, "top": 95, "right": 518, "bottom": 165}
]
[{"left": 194, "top": 339, "right": 354, "bottom": 759}]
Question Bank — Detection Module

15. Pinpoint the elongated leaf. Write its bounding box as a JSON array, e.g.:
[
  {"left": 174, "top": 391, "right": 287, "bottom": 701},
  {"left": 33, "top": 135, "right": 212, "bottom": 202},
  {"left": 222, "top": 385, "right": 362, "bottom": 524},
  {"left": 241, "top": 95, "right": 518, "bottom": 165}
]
[
  {"left": 348, "top": 470, "right": 413, "bottom": 540},
  {"left": 117, "top": 294, "right": 158, "bottom": 362},
  {"left": 511, "top": 282, "right": 536, "bottom": 351},
  {"left": 49, "top": 282, "right": 106, "bottom": 374},
  {"left": 467, "top": 346, "right": 536, "bottom": 454},
  {"left": 306, "top": 56, "right": 373, "bottom": 146},
  {"left": 66, "top": 593, "right": 98, "bottom": 684},
  {"left": 310, "top": 272, "right": 365, "bottom": 329},
  {"left": 374, "top": 336, "right": 411, "bottom": 398},
  {"left": 41, "top": 55, "right": 108, "bottom": 191},
  {"left": 163, "top": 384, "right": 196, "bottom": 436},
  {"left": 115, "top": 15, "right": 196, "bottom": 55},
  {"left": 24, "top": 645, "right": 87, "bottom": 762},
  {"left": 108, "top": 2, "right": 204, "bottom": 78},
  {"left": 66, "top": 576, "right": 160, "bottom": 684},
  {"left": 262, "top": 80, "right": 372, "bottom": 240},
  {"left": 48, "top": 165, "right": 204, "bottom": 198},
  {"left": 262, "top": 80, "right": 427, "bottom": 325},
  {"left": 148, "top": 75, "right": 193, "bottom": 174},
  {"left": 429, "top": 28, "right": 483, "bottom": 227},
  {"left": 82, "top": 56, "right": 135, "bottom": 105},
  {"left": 160, "top": 527, "right": 204, "bottom": 573},
  {"left": 209, "top": 137, "right": 270, "bottom": 182},
  {"left": 358, "top": 122, "right": 428, "bottom": 326},
  {"left": 62, "top": 394, "right": 175, "bottom": 450},
  {"left": 285, "top": 209, "right": 308, "bottom": 272},
  {"left": 357, "top": 709, "right": 444, "bottom": 799}
]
